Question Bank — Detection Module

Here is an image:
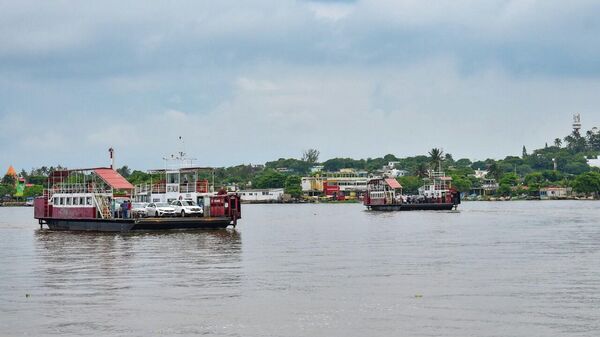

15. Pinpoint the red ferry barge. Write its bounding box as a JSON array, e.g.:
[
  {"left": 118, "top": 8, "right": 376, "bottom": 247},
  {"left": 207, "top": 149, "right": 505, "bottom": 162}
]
[
  {"left": 364, "top": 171, "right": 460, "bottom": 211},
  {"left": 34, "top": 167, "right": 241, "bottom": 231}
]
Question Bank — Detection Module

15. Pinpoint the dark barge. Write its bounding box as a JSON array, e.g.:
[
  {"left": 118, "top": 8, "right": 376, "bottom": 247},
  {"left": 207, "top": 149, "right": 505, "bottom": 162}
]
[{"left": 36, "top": 216, "right": 236, "bottom": 231}]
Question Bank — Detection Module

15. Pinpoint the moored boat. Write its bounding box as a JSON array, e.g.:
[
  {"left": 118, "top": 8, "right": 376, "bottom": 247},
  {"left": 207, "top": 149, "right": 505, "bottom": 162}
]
[{"left": 364, "top": 171, "right": 460, "bottom": 211}]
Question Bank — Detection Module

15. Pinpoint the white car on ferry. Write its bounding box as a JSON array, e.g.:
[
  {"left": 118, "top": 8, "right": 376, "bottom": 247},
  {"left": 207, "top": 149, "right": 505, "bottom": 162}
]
[
  {"left": 171, "top": 199, "right": 203, "bottom": 217},
  {"left": 145, "top": 202, "right": 176, "bottom": 217}
]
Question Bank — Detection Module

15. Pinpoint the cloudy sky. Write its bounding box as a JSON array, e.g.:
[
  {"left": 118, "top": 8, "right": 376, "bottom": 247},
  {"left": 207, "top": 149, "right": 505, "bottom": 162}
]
[{"left": 1, "top": 0, "right": 600, "bottom": 171}]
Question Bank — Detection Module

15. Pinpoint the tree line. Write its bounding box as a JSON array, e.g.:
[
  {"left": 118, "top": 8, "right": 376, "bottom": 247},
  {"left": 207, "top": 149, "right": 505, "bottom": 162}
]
[{"left": 4, "top": 126, "right": 600, "bottom": 200}]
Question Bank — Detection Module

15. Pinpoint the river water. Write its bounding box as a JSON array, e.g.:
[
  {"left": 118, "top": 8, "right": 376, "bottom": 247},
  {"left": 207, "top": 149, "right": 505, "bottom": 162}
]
[{"left": 0, "top": 201, "right": 599, "bottom": 337}]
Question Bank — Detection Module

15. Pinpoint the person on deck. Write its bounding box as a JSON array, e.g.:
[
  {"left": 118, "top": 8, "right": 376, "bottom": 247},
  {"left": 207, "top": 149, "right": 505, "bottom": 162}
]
[{"left": 120, "top": 200, "right": 127, "bottom": 219}]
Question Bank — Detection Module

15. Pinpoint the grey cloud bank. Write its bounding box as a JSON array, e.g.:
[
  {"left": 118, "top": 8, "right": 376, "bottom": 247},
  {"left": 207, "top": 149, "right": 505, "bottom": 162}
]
[{"left": 1, "top": 0, "right": 599, "bottom": 171}]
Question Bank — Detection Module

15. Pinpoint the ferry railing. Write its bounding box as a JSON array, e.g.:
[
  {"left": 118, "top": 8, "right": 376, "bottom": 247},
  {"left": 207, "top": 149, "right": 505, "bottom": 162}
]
[
  {"left": 134, "top": 183, "right": 167, "bottom": 194},
  {"left": 50, "top": 183, "right": 112, "bottom": 195},
  {"left": 134, "top": 182, "right": 210, "bottom": 194}
]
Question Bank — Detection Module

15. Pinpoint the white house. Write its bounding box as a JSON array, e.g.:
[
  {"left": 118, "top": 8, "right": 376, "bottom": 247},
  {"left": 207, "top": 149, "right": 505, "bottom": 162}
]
[
  {"left": 540, "top": 187, "right": 572, "bottom": 200},
  {"left": 474, "top": 169, "right": 489, "bottom": 179},
  {"left": 239, "top": 188, "right": 284, "bottom": 203}
]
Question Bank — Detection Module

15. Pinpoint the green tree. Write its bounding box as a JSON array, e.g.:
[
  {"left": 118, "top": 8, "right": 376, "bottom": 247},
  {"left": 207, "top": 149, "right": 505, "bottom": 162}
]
[
  {"left": 486, "top": 162, "right": 502, "bottom": 181},
  {"left": 254, "top": 169, "right": 286, "bottom": 189},
  {"left": 554, "top": 138, "right": 562, "bottom": 148},
  {"left": 116, "top": 166, "right": 131, "bottom": 178},
  {"left": 451, "top": 176, "right": 472, "bottom": 193},
  {"left": 454, "top": 158, "right": 472, "bottom": 168},
  {"left": 414, "top": 163, "right": 429, "bottom": 178},
  {"left": 587, "top": 129, "right": 600, "bottom": 151},
  {"left": 497, "top": 184, "right": 512, "bottom": 197},
  {"left": 265, "top": 158, "right": 311, "bottom": 174},
  {"left": 0, "top": 184, "right": 16, "bottom": 198},
  {"left": 524, "top": 172, "right": 544, "bottom": 186},
  {"left": 23, "top": 185, "right": 44, "bottom": 198},
  {"left": 564, "top": 132, "right": 587, "bottom": 153},
  {"left": 322, "top": 158, "right": 366, "bottom": 172},
  {"left": 284, "top": 175, "right": 302, "bottom": 198},
  {"left": 398, "top": 176, "right": 422, "bottom": 194},
  {"left": 301, "top": 149, "right": 320, "bottom": 164},
  {"left": 499, "top": 172, "right": 519, "bottom": 186},
  {"left": 572, "top": 172, "right": 600, "bottom": 197},
  {"left": 428, "top": 148, "right": 444, "bottom": 171},
  {"left": 1, "top": 174, "right": 16, "bottom": 186}
]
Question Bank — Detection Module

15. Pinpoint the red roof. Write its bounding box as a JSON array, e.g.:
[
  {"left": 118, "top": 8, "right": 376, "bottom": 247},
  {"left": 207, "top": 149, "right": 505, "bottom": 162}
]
[
  {"left": 385, "top": 178, "right": 402, "bottom": 189},
  {"left": 94, "top": 168, "right": 134, "bottom": 190}
]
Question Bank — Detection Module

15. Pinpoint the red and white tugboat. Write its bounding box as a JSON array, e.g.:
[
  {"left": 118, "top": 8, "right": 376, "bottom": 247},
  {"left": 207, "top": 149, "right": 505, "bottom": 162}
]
[
  {"left": 364, "top": 171, "right": 460, "bottom": 211},
  {"left": 34, "top": 165, "right": 241, "bottom": 231}
]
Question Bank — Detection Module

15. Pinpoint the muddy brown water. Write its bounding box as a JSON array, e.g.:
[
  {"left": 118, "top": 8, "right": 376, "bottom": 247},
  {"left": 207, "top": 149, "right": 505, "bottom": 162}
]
[{"left": 1, "top": 201, "right": 599, "bottom": 336}]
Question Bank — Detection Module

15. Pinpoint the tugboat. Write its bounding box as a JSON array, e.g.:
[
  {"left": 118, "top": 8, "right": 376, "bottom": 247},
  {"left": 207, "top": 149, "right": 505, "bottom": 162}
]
[
  {"left": 364, "top": 171, "right": 460, "bottom": 211},
  {"left": 33, "top": 157, "right": 241, "bottom": 231}
]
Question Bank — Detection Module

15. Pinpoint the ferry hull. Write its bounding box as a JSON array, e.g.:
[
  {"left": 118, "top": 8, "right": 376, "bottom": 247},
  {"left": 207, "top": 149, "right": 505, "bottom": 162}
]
[
  {"left": 40, "top": 217, "right": 234, "bottom": 232},
  {"left": 368, "top": 203, "right": 455, "bottom": 211}
]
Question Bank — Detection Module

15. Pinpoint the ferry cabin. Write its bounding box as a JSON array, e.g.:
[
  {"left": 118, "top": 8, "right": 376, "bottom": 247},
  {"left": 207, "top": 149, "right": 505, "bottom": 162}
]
[
  {"left": 418, "top": 173, "right": 453, "bottom": 201},
  {"left": 132, "top": 166, "right": 241, "bottom": 218},
  {"left": 365, "top": 178, "right": 403, "bottom": 206},
  {"left": 134, "top": 167, "right": 211, "bottom": 206},
  {"left": 34, "top": 168, "right": 135, "bottom": 220}
]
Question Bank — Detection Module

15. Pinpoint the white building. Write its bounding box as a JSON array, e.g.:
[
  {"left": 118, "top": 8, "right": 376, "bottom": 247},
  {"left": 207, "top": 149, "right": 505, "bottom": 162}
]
[
  {"left": 474, "top": 169, "right": 489, "bottom": 179},
  {"left": 239, "top": 188, "right": 284, "bottom": 202},
  {"left": 384, "top": 168, "right": 408, "bottom": 178},
  {"left": 310, "top": 165, "right": 324, "bottom": 173},
  {"left": 540, "top": 187, "right": 572, "bottom": 200}
]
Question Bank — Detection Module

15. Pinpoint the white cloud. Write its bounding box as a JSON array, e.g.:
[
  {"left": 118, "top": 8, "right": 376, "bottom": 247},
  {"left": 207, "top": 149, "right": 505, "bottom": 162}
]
[
  {"left": 1, "top": 0, "right": 600, "bottom": 171},
  {"left": 307, "top": 2, "right": 354, "bottom": 22}
]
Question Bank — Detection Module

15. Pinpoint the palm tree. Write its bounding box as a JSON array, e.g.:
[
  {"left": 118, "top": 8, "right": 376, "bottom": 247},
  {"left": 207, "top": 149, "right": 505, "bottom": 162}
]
[
  {"left": 554, "top": 138, "right": 562, "bottom": 148},
  {"left": 428, "top": 148, "right": 444, "bottom": 171},
  {"left": 414, "top": 163, "right": 429, "bottom": 178}
]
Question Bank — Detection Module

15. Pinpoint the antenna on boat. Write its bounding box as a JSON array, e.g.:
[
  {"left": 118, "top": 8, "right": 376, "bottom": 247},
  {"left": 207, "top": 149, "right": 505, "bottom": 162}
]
[
  {"left": 109, "top": 147, "right": 114, "bottom": 169},
  {"left": 176, "top": 136, "right": 197, "bottom": 167}
]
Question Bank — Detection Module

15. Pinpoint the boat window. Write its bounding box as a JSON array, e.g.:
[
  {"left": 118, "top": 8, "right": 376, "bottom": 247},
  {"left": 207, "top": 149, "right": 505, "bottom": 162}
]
[
  {"left": 66, "top": 197, "right": 72, "bottom": 205},
  {"left": 86, "top": 197, "right": 92, "bottom": 205},
  {"left": 167, "top": 173, "right": 180, "bottom": 184},
  {"left": 53, "top": 197, "right": 58, "bottom": 204},
  {"left": 73, "top": 197, "right": 79, "bottom": 205},
  {"left": 79, "top": 197, "right": 85, "bottom": 205},
  {"left": 60, "top": 197, "right": 65, "bottom": 205}
]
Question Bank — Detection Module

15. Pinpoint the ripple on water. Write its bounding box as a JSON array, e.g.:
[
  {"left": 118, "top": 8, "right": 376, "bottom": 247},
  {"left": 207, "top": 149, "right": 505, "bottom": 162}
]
[{"left": 0, "top": 202, "right": 599, "bottom": 336}]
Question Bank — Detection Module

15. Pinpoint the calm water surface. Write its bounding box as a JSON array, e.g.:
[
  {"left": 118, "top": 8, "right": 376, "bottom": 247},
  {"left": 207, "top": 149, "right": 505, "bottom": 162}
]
[{"left": 1, "top": 201, "right": 599, "bottom": 336}]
